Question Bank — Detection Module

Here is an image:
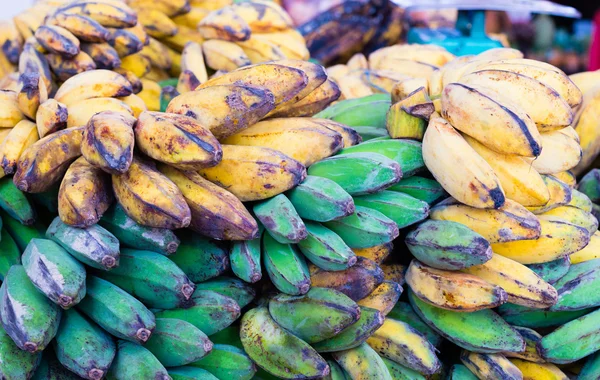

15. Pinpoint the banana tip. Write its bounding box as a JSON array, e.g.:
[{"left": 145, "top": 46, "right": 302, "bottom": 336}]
[
  {"left": 166, "top": 241, "right": 179, "bottom": 254},
  {"left": 181, "top": 284, "right": 195, "bottom": 299},
  {"left": 58, "top": 295, "right": 73, "bottom": 308},
  {"left": 23, "top": 342, "right": 38, "bottom": 353},
  {"left": 88, "top": 369, "right": 104, "bottom": 380},
  {"left": 250, "top": 273, "right": 262, "bottom": 283},
  {"left": 136, "top": 328, "right": 152, "bottom": 343},
  {"left": 102, "top": 256, "right": 117, "bottom": 269}
]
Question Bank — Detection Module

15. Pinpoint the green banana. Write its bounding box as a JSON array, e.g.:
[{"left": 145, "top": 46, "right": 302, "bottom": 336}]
[
  {"left": 312, "top": 306, "right": 385, "bottom": 353},
  {"left": 0, "top": 228, "right": 20, "bottom": 281},
  {"left": 409, "top": 290, "right": 525, "bottom": 353},
  {"left": 527, "top": 175, "right": 572, "bottom": 214},
  {"left": 569, "top": 188, "right": 593, "bottom": 212},
  {"left": 253, "top": 194, "right": 307, "bottom": 244},
  {"left": 208, "top": 325, "right": 243, "bottom": 350},
  {"left": 311, "top": 257, "right": 384, "bottom": 301},
  {"left": 286, "top": 175, "right": 355, "bottom": 222},
  {"left": 0, "top": 209, "right": 45, "bottom": 252},
  {"left": 22, "top": 238, "right": 86, "bottom": 309},
  {"left": 580, "top": 351, "right": 600, "bottom": 379},
  {"left": 386, "top": 302, "right": 443, "bottom": 348},
  {"left": 30, "top": 185, "right": 60, "bottom": 214},
  {"left": 353, "top": 191, "right": 429, "bottom": 228},
  {"left": 145, "top": 318, "right": 213, "bottom": 367},
  {"left": 171, "top": 230, "right": 229, "bottom": 282},
  {"left": 155, "top": 290, "right": 240, "bottom": 336},
  {"left": 498, "top": 303, "right": 592, "bottom": 328},
  {"left": 168, "top": 367, "right": 219, "bottom": 380},
  {"left": 578, "top": 168, "right": 600, "bottom": 203},
  {"left": 194, "top": 277, "right": 255, "bottom": 308},
  {"left": 96, "top": 248, "right": 195, "bottom": 309},
  {"left": 324, "top": 206, "right": 399, "bottom": 249},
  {"left": 0, "top": 177, "right": 36, "bottom": 225},
  {"left": 448, "top": 364, "right": 478, "bottom": 380},
  {"left": 107, "top": 340, "right": 170, "bottom": 380},
  {"left": 46, "top": 217, "right": 120, "bottom": 271},
  {"left": 0, "top": 326, "right": 42, "bottom": 379},
  {"left": 315, "top": 94, "right": 391, "bottom": 128},
  {"left": 99, "top": 204, "right": 180, "bottom": 256},
  {"left": 0, "top": 265, "right": 61, "bottom": 353},
  {"left": 32, "top": 352, "right": 80, "bottom": 379},
  {"left": 326, "top": 359, "right": 351, "bottom": 380},
  {"left": 460, "top": 351, "right": 522, "bottom": 380},
  {"left": 503, "top": 326, "right": 545, "bottom": 363},
  {"left": 382, "top": 357, "right": 426, "bottom": 380},
  {"left": 352, "top": 126, "right": 389, "bottom": 141},
  {"left": 405, "top": 219, "right": 492, "bottom": 270},
  {"left": 527, "top": 257, "right": 571, "bottom": 285},
  {"left": 53, "top": 308, "right": 116, "bottom": 380},
  {"left": 549, "top": 258, "right": 600, "bottom": 311},
  {"left": 387, "top": 176, "right": 446, "bottom": 205},
  {"left": 297, "top": 221, "right": 357, "bottom": 271},
  {"left": 77, "top": 276, "right": 155, "bottom": 344},
  {"left": 240, "top": 306, "right": 329, "bottom": 379},
  {"left": 332, "top": 343, "right": 392, "bottom": 380},
  {"left": 230, "top": 233, "right": 262, "bottom": 283},
  {"left": 189, "top": 344, "right": 256, "bottom": 380},
  {"left": 263, "top": 232, "right": 310, "bottom": 295},
  {"left": 268, "top": 287, "right": 360, "bottom": 344},
  {"left": 338, "top": 139, "right": 425, "bottom": 177}
]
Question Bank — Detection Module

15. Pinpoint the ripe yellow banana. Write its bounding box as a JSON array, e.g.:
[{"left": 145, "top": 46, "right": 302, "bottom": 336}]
[
  {"left": 54, "top": 69, "right": 132, "bottom": 106},
  {"left": 572, "top": 87, "right": 600, "bottom": 175},
  {"left": 0, "top": 90, "right": 24, "bottom": 127},
  {"left": 80, "top": 42, "right": 121, "bottom": 70},
  {"left": 47, "top": 51, "right": 98, "bottom": 82},
  {"left": 230, "top": 0, "right": 293, "bottom": 33},
  {"left": 0, "top": 120, "right": 39, "bottom": 174},
  {"left": 107, "top": 27, "right": 144, "bottom": 57},
  {"left": 34, "top": 25, "right": 80, "bottom": 58},
  {"left": 391, "top": 77, "right": 429, "bottom": 103},
  {"left": 136, "top": 8, "right": 177, "bottom": 39},
  {"left": 327, "top": 64, "right": 350, "bottom": 84},
  {"left": 509, "top": 359, "right": 568, "bottom": 379},
  {"left": 347, "top": 53, "right": 368, "bottom": 70},
  {"left": 368, "top": 44, "right": 454, "bottom": 69},
  {"left": 269, "top": 79, "right": 341, "bottom": 118},
  {"left": 46, "top": 12, "right": 110, "bottom": 43},
  {"left": 17, "top": 72, "right": 48, "bottom": 120},
  {"left": 197, "top": 7, "right": 251, "bottom": 42},
  {"left": 267, "top": 59, "right": 327, "bottom": 114},
  {"left": 172, "top": 7, "right": 209, "bottom": 29},
  {"left": 570, "top": 230, "right": 600, "bottom": 264},
  {"left": 252, "top": 30, "right": 309, "bottom": 61},
  {"left": 137, "top": 78, "right": 160, "bottom": 111},
  {"left": 119, "top": 53, "right": 151, "bottom": 77},
  {"left": 67, "top": 97, "right": 133, "bottom": 128},
  {"left": 0, "top": 72, "right": 20, "bottom": 91},
  {"left": 475, "top": 47, "right": 524, "bottom": 60},
  {"left": 551, "top": 170, "right": 576, "bottom": 188},
  {"left": 0, "top": 20, "right": 23, "bottom": 64},
  {"left": 13, "top": 9, "right": 47, "bottom": 39},
  {"left": 161, "top": 25, "right": 203, "bottom": 52},
  {"left": 36, "top": 99, "right": 68, "bottom": 138},
  {"left": 522, "top": 128, "right": 582, "bottom": 174},
  {"left": 202, "top": 39, "right": 250, "bottom": 72},
  {"left": 117, "top": 94, "right": 147, "bottom": 117},
  {"left": 526, "top": 175, "right": 572, "bottom": 214},
  {"left": 128, "top": 0, "right": 190, "bottom": 17},
  {"left": 59, "top": 0, "right": 138, "bottom": 28},
  {"left": 112, "top": 67, "right": 142, "bottom": 94},
  {"left": 139, "top": 38, "right": 172, "bottom": 71},
  {"left": 237, "top": 36, "right": 287, "bottom": 64},
  {"left": 362, "top": 70, "right": 410, "bottom": 94},
  {"left": 18, "top": 41, "right": 52, "bottom": 92},
  {"left": 335, "top": 72, "right": 373, "bottom": 100},
  {"left": 180, "top": 42, "right": 207, "bottom": 83},
  {"left": 176, "top": 70, "right": 200, "bottom": 94},
  {"left": 461, "top": 352, "right": 523, "bottom": 379}
]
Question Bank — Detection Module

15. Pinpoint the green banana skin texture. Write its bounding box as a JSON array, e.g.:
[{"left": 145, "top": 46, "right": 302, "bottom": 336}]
[
  {"left": 405, "top": 219, "right": 492, "bottom": 270},
  {"left": 254, "top": 194, "right": 307, "bottom": 244},
  {"left": 338, "top": 139, "right": 425, "bottom": 177},
  {"left": 580, "top": 350, "right": 600, "bottom": 379},
  {"left": 312, "top": 306, "right": 385, "bottom": 353},
  {"left": 387, "top": 176, "right": 446, "bottom": 205},
  {"left": 351, "top": 126, "right": 389, "bottom": 141},
  {"left": 297, "top": 221, "right": 357, "bottom": 271},
  {"left": 539, "top": 307, "right": 600, "bottom": 363},
  {"left": 32, "top": 352, "right": 81, "bottom": 380},
  {"left": 311, "top": 257, "right": 384, "bottom": 301},
  {"left": 77, "top": 276, "right": 155, "bottom": 344},
  {"left": 577, "top": 168, "right": 600, "bottom": 203},
  {"left": 460, "top": 352, "right": 522, "bottom": 380},
  {"left": 332, "top": 343, "right": 392, "bottom": 380},
  {"left": 168, "top": 366, "right": 219, "bottom": 380},
  {"left": 386, "top": 302, "right": 443, "bottom": 348},
  {"left": 0, "top": 326, "right": 42, "bottom": 379},
  {"left": 503, "top": 326, "right": 544, "bottom": 363},
  {"left": 30, "top": 184, "right": 60, "bottom": 214},
  {"left": 46, "top": 217, "right": 120, "bottom": 271},
  {"left": 146, "top": 318, "right": 213, "bottom": 367},
  {"left": 0, "top": 209, "right": 45, "bottom": 252},
  {"left": 0, "top": 177, "right": 36, "bottom": 225},
  {"left": 209, "top": 325, "right": 243, "bottom": 349},
  {"left": 230, "top": 233, "right": 262, "bottom": 283},
  {"left": 354, "top": 191, "right": 429, "bottom": 229},
  {"left": 53, "top": 308, "right": 115, "bottom": 380},
  {"left": 155, "top": 289, "right": 240, "bottom": 336},
  {"left": 22, "top": 238, "right": 87, "bottom": 309},
  {"left": 549, "top": 258, "right": 600, "bottom": 311},
  {"left": 541, "top": 205, "right": 599, "bottom": 235},
  {"left": 324, "top": 206, "right": 399, "bottom": 249},
  {"left": 0, "top": 228, "right": 20, "bottom": 280},
  {"left": 448, "top": 364, "right": 479, "bottom": 380},
  {"left": 0, "top": 265, "right": 61, "bottom": 353},
  {"left": 99, "top": 204, "right": 180, "bottom": 255},
  {"left": 96, "top": 248, "right": 195, "bottom": 309},
  {"left": 286, "top": 175, "right": 355, "bottom": 222},
  {"left": 193, "top": 276, "right": 255, "bottom": 309},
  {"left": 107, "top": 340, "right": 170, "bottom": 380},
  {"left": 527, "top": 256, "right": 571, "bottom": 285},
  {"left": 308, "top": 152, "right": 402, "bottom": 196},
  {"left": 269, "top": 287, "right": 361, "bottom": 344},
  {"left": 315, "top": 94, "right": 390, "bottom": 119},
  {"left": 324, "top": 359, "right": 350, "bottom": 380},
  {"left": 498, "top": 303, "right": 593, "bottom": 328},
  {"left": 240, "top": 307, "right": 329, "bottom": 379},
  {"left": 325, "top": 100, "right": 391, "bottom": 128},
  {"left": 408, "top": 290, "right": 525, "bottom": 354},
  {"left": 569, "top": 188, "right": 593, "bottom": 212},
  {"left": 263, "top": 232, "right": 311, "bottom": 295},
  {"left": 171, "top": 230, "right": 229, "bottom": 282},
  {"left": 382, "top": 357, "right": 426, "bottom": 380},
  {"left": 190, "top": 344, "right": 256, "bottom": 380}
]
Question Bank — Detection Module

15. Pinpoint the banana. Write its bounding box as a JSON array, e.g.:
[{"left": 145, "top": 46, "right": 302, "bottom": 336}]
[
  {"left": 503, "top": 326, "right": 545, "bottom": 363},
  {"left": 189, "top": 344, "right": 256, "bottom": 380},
  {"left": 197, "top": 7, "right": 251, "bottom": 41},
  {"left": 60, "top": 0, "right": 137, "bottom": 28},
  {"left": 253, "top": 30, "right": 309, "bottom": 61},
  {"left": 0, "top": 90, "right": 24, "bottom": 127},
  {"left": 0, "top": 209, "right": 45, "bottom": 252},
  {"left": 353, "top": 243, "right": 392, "bottom": 265},
  {"left": 499, "top": 303, "right": 592, "bottom": 329},
  {"left": 297, "top": 221, "right": 356, "bottom": 271},
  {"left": 0, "top": 325, "right": 41, "bottom": 379},
  {"left": 263, "top": 233, "right": 310, "bottom": 295},
  {"left": 47, "top": 12, "right": 110, "bottom": 43},
  {"left": 573, "top": 87, "right": 600, "bottom": 175},
  {"left": 176, "top": 70, "right": 200, "bottom": 93},
  {"left": 155, "top": 289, "right": 240, "bottom": 336},
  {"left": 138, "top": 78, "right": 160, "bottom": 110},
  {"left": 119, "top": 52, "right": 151, "bottom": 77},
  {"left": 67, "top": 97, "right": 133, "bottom": 128},
  {"left": 112, "top": 156, "right": 191, "bottom": 229},
  {"left": 387, "top": 302, "right": 443, "bottom": 348},
  {"left": 409, "top": 290, "right": 525, "bottom": 353},
  {"left": 571, "top": 231, "right": 600, "bottom": 264},
  {"left": 178, "top": 42, "right": 207, "bottom": 85},
  {"left": 374, "top": 58, "right": 439, "bottom": 79},
  {"left": 581, "top": 351, "right": 600, "bottom": 379},
  {"left": 0, "top": 265, "right": 61, "bottom": 353},
  {"left": 0, "top": 72, "right": 19, "bottom": 91},
  {"left": 236, "top": 36, "right": 286, "bottom": 64},
  {"left": 194, "top": 277, "right": 255, "bottom": 309},
  {"left": 161, "top": 24, "right": 203, "bottom": 52},
  {"left": 34, "top": 25, "right": 80, "bottom": 58},
  {"left": 492, "top": 217, "right": 589, "bottom": 264},
  {"left": 391, "top": 77, "right": 429, "bottom": 103},
  {"left": 0, "top": 228, "right": 20, "bottom": 281},
  {"left": 354, "top": 190, "right": 429, "bottom": 228},
  {"left": 388, "top": 176, "right": 446, "bottom": 205},
  {"left": 332, "top": 343, "right": 392, "bottom": 380},
  {"left": 527, "top": 175, "right": 572, "bottom": 214},
  {"left": 386, "top": 87, "right": 433, "bottom": 140},
  {"left": 326, "top": 359, "right": 351, "bottom": 380},
  {"left": 286, "top": 175, "right": 355, "bottom": 222},
  {"left": 527, "top": 256, "right": 571, "bottom": 284},
  {"left": 202, "top": 39, "right": 250, "bottom": 71},
  {"left": 314, "top": 93, "right": 390, "bottom": 129},
  {"left": 0, "top": 176, "right": 35, "bottom": 225},
  {"left": 423, "top": 117, "right": 505, "bottom": 208},
  {"left": 145, "top": 318, "right": 212, "bottom": 367},
  {"left": 369, "top": 44, "right": 454, "bottom": 68},
  {"left": 254, "top": 194, "right": 306, "bottom": 244},
  {"left": 231, "top": 1, "right": 292, "bottom": 32},
  {"left": 43, "top": 53, "right": 94, "bottom": 87},
  {"left": 318, "top": 119, "right": 363, "bottom": 148},
  {"left": 569, "top": 189, "right": 593, "bottom": 212},
  {"left": 172, "top": 6, "right": 210, "bottom": 28},
  {"left": 311, "top": 257, "right": 384, "bottom": 301},
  {"left": 14, "top": 126, "right": 84, "bottom": 193},
  {"left": 551, "top": 171, "right": 577, "bottom": 190},
  {"left": 578, "top": 169, "right": 600, "bottom": 203},
  {"left": 230, "top": 234, "right": 262, "bottom": 283},
  {"left": 510, "top": 359, "right": 568, "bottom": 380},
  {"left": 336, "top": 73, "right": 373, "bottom": 100},
  {"left": 136, "top": 8, "right": 177, "bottom": 39},
  {"left": 460, "top": 351, "right": 522, "bottom": 380},
  {"left": 54, "top": 69, "right": 132, "bottom": 106},
  {"left": 36, "top": 99, "right": 68, "bottom": 138},
  {"left": 107, "top": 27, "right": 144, "bottom": 56},
  {"left": 270, "top": 79, "right": 341, "bottom": 118},
  {"left": 80, "top": 42, "right": 120, "bottom": 69},
  {"left": 13, "top": 9, "right": 47, "bottom": 40},
  {"left": 355, "top": 280, "right": 402, "bottom": 316},
  {"left": 0, "top": 21, "right": 23, "bottom": 65},
  {"left": 54, "top": 308, "right": 115, "bottom": 380},
  {"left": 169, "top": 367, "right": 219, "bottom": 380},
  {"left": 541, "top": 205, "right": 598, "bottom": 235},
  {"left": 113, "top": 68, "right": 142, "bottom": 94},
  {"left": 523, "top": 128, "right": 582, "bottom": 174},
  {"left": 0, "top": 119, "right": 39, "bottom": 175},
  {"left": 140, "top": 37, "right": 172, "bottom": 71},
  {"left": 324, "top": 206, "right": 399, "bottom": 249},
  {"left": 107, "top": 340, "right": 170, "bottom": 379},
  {"left": 549, "top": 258, "right": 600, "bottom": 311},
  {"left": 198, "top": 145, "right": 306, "bottom": 202}
]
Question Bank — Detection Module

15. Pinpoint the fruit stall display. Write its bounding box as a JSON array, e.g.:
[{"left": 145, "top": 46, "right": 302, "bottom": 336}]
[{"left": 0, "top": 0, "right": 599, "bottom": 379}]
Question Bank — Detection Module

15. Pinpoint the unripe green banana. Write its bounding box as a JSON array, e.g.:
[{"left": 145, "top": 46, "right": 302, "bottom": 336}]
[
  {"left": 569, "top": 188, "right": 593, "bottom": 212},
  {"left": 382, "top": 357, "right": 426, "bottom": 380},
  {"left": 354, "top": 191, "right": 429, "bottom": 229},
  {"left": 549, "top": 258, "right": 600, "bottom": 311},
  {"left": 578, "top": 168, "right": 600, "bottom": 203},
  {"left": 311, "top": 257, "right": 384, "bottom": 301},
  {"left": 22, "top": 238, "right": 86, "bottom": 309},
  {"left": 194, "top": 277, "right": 255, "bottom": 308},
  {"left": 308, "top": 153, "right": 401, "bottom": 195},
  {"left": 145, "top": 318, "right": 213, "bottom": 367},
  {"left": 0, "top": 209, "right": 45, "bottom": 252},
  {"left": 460, "top": 351, "right": 522, "bottom": 380},
  {"left": 315, "top": 94, "right": 391, "bottom": 128},
  {"left": 253, "top": 194, "right": 307, "bottom": 244},
  {"left": 332, "top": 343, "right": 392, "bottom": 380},
  {"left": 269, "top": 287, "right": 360, "bottom": 344},
  {"left": 313, "top": 306, "right": 385, "bottom": 353},
  {"left": 208, "top": 326, "right": 243, "bottom": 350},
  {"left": 107, "top": 340, "right": 170, "bottom": 380},
  {"left": 0, "top": 265, "right": 61, "bottom": 353},
  {"left": 0, "top": 228, "right": 20, "bottom": 281},
  {"left": 99, "top": 204, "right": 180, "bottom": 255},
  {"left": 297, "top": 222, "right": 356, "bottom": 271},
  {"left": 503, "top": 326, "right": 545, "bottom": 363},
  {"left": 30, "top": 185, "right": 60, "bottom": 214},
  {"left": 155, "top": 290, "right": 240, "bottom": 336},
  {"left": 0, "top": 176, "right": 36, "bottom": 225},
  {"left": 77, "top": 276, "right": 155, "bottom": 344},
  {"left": 324, "top": 206, "right": 399, "bottom": 249},
  {"left": 31, "top": 351, "right": 80, "bottom": 379},
  {"left": 387, "top": 176, "right": 446, "bottom": 205},
  {"left": 46, "top": 217, "right": 120, "bottom": 271},
  {"left": 498, "top": 303, "right": 592, "bottom": 328},
  {"left": 448, "top": 364, "right": 478, "bottom": 380},
  {"left": 230, "top": 233, "right": 262, "bottom": 283},
  {"left": 386, "top": 302, "right": 443, "bottom": 348},
  {"left": 0, "top": 326, "right": 42, "bottom": 379},
  {"left": 171, "top": 230, "right": 229, "bottom": 282},
  {"left": 338, "top": 139, "right": 425, "bottom": 177},
  {"left": 96, "top": 248, "right": 195, "bottom": 309},
  {"left": 325, "top": 359, "right": 351, "bottom": 380},
  {"left": 189, "top": 344, "right": 256, "bottom": 380},
  {"left": 240, "top": 306, "right": 329, "bottom": 379},
  {"left": 405, "top": 220, "right": 492, "bottom": 270},
  {"left": 526, "top": 257, "right": 571, "bottom": 284},
  {"left": 168, "top": 367, "right": 219, "bottom": 380},
  {"left": 263, "top": 232, "right": 310, "bottom": 295},
  {"left": 580, "top": 351, "right": 600, "bottom": 379},
  {"left": 53, "top": 308, "right": 116, "bottom": 380},
  {"left": 352, "top": 126, "right": 389, "bottom": 141},
  {"left": 286, "top": 175, "right": 355, "bottom": 222}
]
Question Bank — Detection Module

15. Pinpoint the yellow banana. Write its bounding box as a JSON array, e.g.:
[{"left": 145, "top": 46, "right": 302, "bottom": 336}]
[
  {"left": 0, "top": 119, "right": 39, "bottom": 174},
  {"left": 0, "top": 72, "right": 20, "bottom": 91},
  {"left": 189, "top": 0, "right": 232, "bottom": 11},
  {"left": 119, "top": 52, "right": 151, "bottom": 77},
  {"left": 570, "top": 230, "right": 600, "bottom": 264},
  {"left": 0, "top": 20, "right": 23, "bottom": 64},
  {"left": 527, "top": 175, "right": 572, "bottom": 214},
  {"left": 353, "top": 243, "right": 392, "bottom": 265},
  {"left": 569, "top": 70, "right": 600, "bottom": 95},
  {"left": 541, "top": 205, "right": 598, "bottom": 235},
  {"left": 139, "top": 37, "right": 172, "bottom": 71},
  {"left": 572, "top": 87, "right": 600, "bottom": 175},
  {"left": 46, "top": 12, "right": 110, "bottom": 43},
  {"left": 347, "top": 53, "right": 368, "bottom": 70},
  {"left": 357, "top": 281, "right": 402, "bottom": 316},
  {"left": 137, "top": 78, "right": 161, "bottom": 111},
  {"left": 197, "top": 7, "right": 251, "bottom": 41},
  {"left": 391, "top": 77, "right": 429, "bottom": 103},
  {"left": 550, "top": 171, "right": 576, "bottom": 188},
  {"left": 107, "top": 27, "right": 144, "bottom": 57},
  {"left": 60, "top": 0, "right": 138, "bottom": 28},
  {"left": 54, "top": 69, "right": 133, "bottom": 106},
  {"left": 16, "top": 72, "right": 48, "bottom": 120},
  {"left": 373, "top": 59, "right": 438, "bottom": 79},
  {"left": 332, "top": 343, "right": 392, "bottom": 380},
  {"left": 236, "top": 37, "right": 286, "bottom": 64},
  {"left": 123, "top": 22, "right": 149, "bottom": 46},
  {"left": 230, "top": 0, "right": 293, "bottom": 33},
  {"left": 112, "top": 67, "right": 142, "bottom": 94},
  {"left": 161, "top": 25, "right": 203, "bottom": 52},
  {"left": 461, "top": 352, "right": 523, "bottom": 379},
  {"left": 362, "top": 70, "right": 410, "bottom": 94},
  {"left": 127, "top": 0, "right": 190, "bottom": 17},
  {"left": 476, "top": 47, "right": 524, "bottom": 60},
  {"left": 34, "top": 25, "right": 80, "bottom": 58},
  {"left": 317, "top": 119, "right": 362, "bottom": 148},
  {"left": 117, "top": 94, "right": 147, "bottom": 117},
  {"left": 172, "top": 7, "right": 209, "bottom": 29},
  {"left": 80, "top": 42, "right": 121, "bottom": 70},
  {"left": 522, "top": 128, "right": 581, "bottom": 174},
  {"left": 13, "top": 9, "right": 46, "bottom": 40},
  {"left": 269, "top": 79, "right": 341, "bottom": 118},
  {"left": 252, "top": 29, "right": 309, "bottom": 61},
  {"left": 143, "top": 66, "right": 169, "bottom": 82},
  {"left": 369, "top": 44, "right": 454, "bottom": 69},
  {"left": 166, "top": 45, "right": 181, "bottom": 77},
  {"left": 136, "top": 8, "right": 177, "bottom": 39},
  {"left": 36, "top": 99, "right": 68, "bottom": 138},
  {"left": 327, "top": 64, "right": 350, "bottom": 84},
  {"left": 67, "top": 97, "right": 133, "bottom": 128},
  {"left": 18, "top": 41, "right": 52, "bottom": 92},
  {"left": 180, "top": 41, "right": 207, "bottom": 83},
  {"left": 337, "top": 73, "right": 374, "bottom": 100},
  {"left": 202, "top": 39, "right": 250, "bottom": 72},
  {"left": 0, "top": 89, "right": 24, "bottom": 127},
  {"left": 176, "top": 70, "right": 200, "bottom": 94},
  {"left": 47, "top": 51, "right": 98, "bottom": 82},
  {"left": 509, "top": 359, "right": 569, "bottom": 380}
]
